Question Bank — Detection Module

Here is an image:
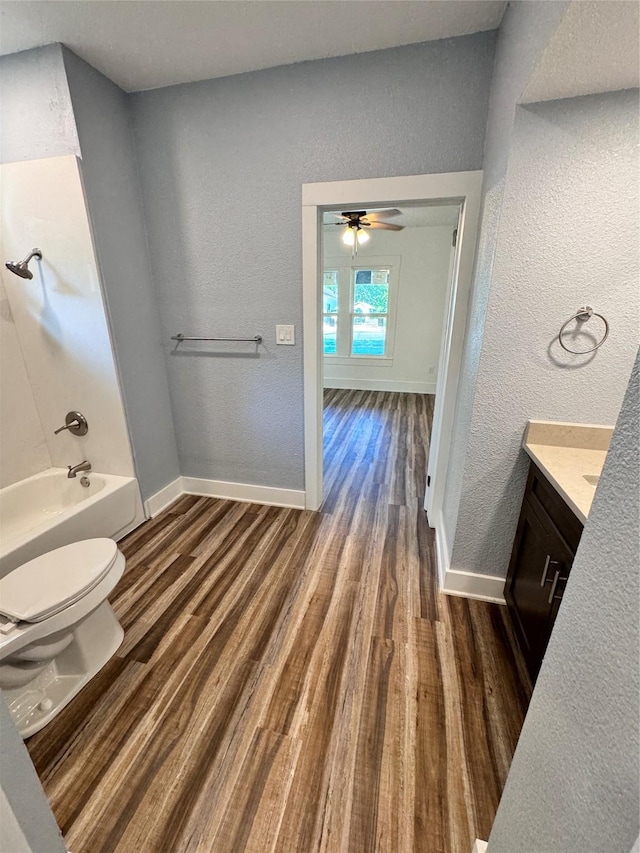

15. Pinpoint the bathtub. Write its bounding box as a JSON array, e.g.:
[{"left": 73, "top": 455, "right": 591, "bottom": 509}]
[{"left": 0, "top": 468, "right": 144, "bottom": 576}]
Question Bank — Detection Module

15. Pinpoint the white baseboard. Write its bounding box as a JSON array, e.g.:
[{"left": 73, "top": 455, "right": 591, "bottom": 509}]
[
  {"left": 181, "top": 477, "right": 305, "bottom": 509},
  {"left": 323, "top": 377, "right": 436, "bottom": 394},
  {"left": 433, "top": 511, "right": 506, "bottom": 604},
  {"left": 472, "top": 841, "right": 488, "bottom": 853},
  {"left": 144, "top": 476, "right": 305, "bottom": 516},
  {"left": 441, "top": 568, "right": 506, "bottom": 604},
  {"left": 433, "top": 510, "right": 450, "bottom": 589},
  {"left": 143, "top": 477, "right": 183, "bottom": 517}
]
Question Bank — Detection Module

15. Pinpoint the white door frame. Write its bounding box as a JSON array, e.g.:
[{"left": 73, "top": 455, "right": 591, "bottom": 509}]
[{"left": 302, "top": 171, "right": 483, "bottom": 518}]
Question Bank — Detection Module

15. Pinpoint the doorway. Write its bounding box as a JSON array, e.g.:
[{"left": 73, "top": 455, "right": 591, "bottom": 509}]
[
  {"left": 302, "top": 172, "right": 482, "bottom": 557},
  {"left": 320, "top": 203, "right": 459, "bottom": 514}
]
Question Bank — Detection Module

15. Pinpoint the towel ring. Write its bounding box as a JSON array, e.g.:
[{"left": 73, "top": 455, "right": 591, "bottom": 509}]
[{"left": 558, "top": 306, "right": 609, "bottom": 354}]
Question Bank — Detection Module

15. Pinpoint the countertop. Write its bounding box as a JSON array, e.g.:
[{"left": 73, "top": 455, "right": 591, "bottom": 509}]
[{"left": 523, "top": 420, "right": 614, "bottom": 524}]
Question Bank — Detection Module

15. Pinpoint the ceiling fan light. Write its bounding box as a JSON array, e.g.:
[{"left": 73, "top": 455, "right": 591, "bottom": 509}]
[
  {"left": 342, "top": 226, "right": 356, "bottom": 246},
  {"left": 357, "top": 228, "right": 370, "bottom": 244}
]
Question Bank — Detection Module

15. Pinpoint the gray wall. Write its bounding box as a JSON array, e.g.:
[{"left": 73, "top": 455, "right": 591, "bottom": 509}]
[
  {"left": 62, "top": 49, "right": 180, "bottom": 500},
  {"left": 449, "top": 88, "right": 639, "bottom": 579},
  {"left": 0, "top": 44, "right": 79, "bottom": 164},
  {"left": 130, "top": 34, "right": 496, "bottom": 488},
  {"left": 488, "top": 349, "right": 640, "bottom": 853},
  {"left": 441, "top": 0, "right": 640, "bottom": 578},
  {"left": 0, "top": 697, "right": 66, "bottom": 853},
  {"left": 0, "top": 45, "right": 180, "bottom": 501},
  {"left": 440, "top": 0, "right": 569, "bottom": 560}
]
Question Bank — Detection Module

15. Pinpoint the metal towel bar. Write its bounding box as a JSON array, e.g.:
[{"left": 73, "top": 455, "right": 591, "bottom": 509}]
[{"left": 171, "top": 333, "right": 262, "bottom": 344}]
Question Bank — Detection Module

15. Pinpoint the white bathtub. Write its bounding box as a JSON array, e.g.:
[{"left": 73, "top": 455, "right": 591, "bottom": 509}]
[{"left": 0, "top": 468, "right": 144, "bottom": 576}]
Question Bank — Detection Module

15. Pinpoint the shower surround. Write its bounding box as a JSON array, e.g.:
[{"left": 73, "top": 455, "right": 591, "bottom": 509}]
[{"left": 0, "top": 155, "right": 144, "bottom": 546}]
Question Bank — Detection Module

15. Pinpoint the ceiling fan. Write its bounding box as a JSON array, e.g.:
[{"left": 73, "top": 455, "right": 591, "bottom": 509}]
[{"left": 325, "top": 209, "right": 404, "bottom": 254}]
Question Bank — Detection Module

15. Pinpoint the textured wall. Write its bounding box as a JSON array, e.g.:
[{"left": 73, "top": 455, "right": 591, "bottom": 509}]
[
  {"left": 130, "top": 34, "right": 496, "bottom": 488},
  {"left": 440, "top": 0, "right": 569, "bottom": 560},
  {"left": 0, "top": 45, "right": 179, "bottom": 501},
  {"left": 488, "top": 348, "right": 639, "bottom": 853},
  {"left": 0, "top": 698, "right": 66, "bottom": 852},
  {"left": 449, "top": 89, "right": 639, "bottom": 579},
  {"left": 63, "top": 49, "right": 180, "bottom": 500},
  {"left": 323, "top": 225, "right": 454, "bottom": 392},
  {"left": 0, "top": 44, "right": 79, "bottom": 164}
]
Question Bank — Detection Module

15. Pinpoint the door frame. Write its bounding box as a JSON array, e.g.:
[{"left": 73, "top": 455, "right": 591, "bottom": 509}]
[{"left": 302, "top": 171, "right": 483, "bottom": 522}]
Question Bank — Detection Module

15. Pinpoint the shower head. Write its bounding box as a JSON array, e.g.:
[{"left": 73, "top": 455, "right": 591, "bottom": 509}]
[{"left": 5, "top": 248, "right": 43, "bottom": 280}]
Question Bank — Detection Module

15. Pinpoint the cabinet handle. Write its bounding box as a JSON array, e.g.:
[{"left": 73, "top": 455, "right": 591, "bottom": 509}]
[
  {"left": 548, "top": 568, "right": 566, "bottom": 605},
  {"left": 540, "top": 554, "right": 559, "bottom": 587}
]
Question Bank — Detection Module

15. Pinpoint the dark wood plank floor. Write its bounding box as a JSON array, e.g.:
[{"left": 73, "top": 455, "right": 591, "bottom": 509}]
[{"left": 28, "top": 389, "right": 531, "bottom": 853}]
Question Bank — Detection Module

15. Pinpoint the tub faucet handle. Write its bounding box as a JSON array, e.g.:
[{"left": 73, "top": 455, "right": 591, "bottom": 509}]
[{"left": 54, "top": 411, "right": 88, "bottom": 437}]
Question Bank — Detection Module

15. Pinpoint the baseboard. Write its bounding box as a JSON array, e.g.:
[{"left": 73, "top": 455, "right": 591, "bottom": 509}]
[
  {"left": 433, "top": 511, "right": 506, "bottom": 604},
  {"left": 441, "top": 569, "right": 506, "bottom": 604},
  {"left": 144, "top": 477, "right": 183, "bottom": 517},
  {"left": 433, "top": 511, "right": 450, "bottom": 590},
  {"left": 181, "top": 477, "right": 305, "bottom": 509},
  {"left": 472, "top": 841, "right": 488, "bottom": 853},
  {"left": 323, "top": 378, "right": 437, "bottom": 394}
]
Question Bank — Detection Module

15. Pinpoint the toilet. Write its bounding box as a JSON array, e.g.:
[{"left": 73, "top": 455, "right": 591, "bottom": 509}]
[{"left": 0, "top": 538, "right": 125, "bottom": 738}]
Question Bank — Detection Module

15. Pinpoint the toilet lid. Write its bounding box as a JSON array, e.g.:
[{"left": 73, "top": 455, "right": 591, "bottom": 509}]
[{"left": 0, "top": 539, "right": 118, "bottom": 623}]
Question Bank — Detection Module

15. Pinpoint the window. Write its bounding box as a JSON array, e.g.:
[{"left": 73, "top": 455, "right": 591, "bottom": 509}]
[
  {"left": 352, "top": 269, "right": 390, "bottom": 356},
  {"left": 323, "top": 261, "right": 398, "bottom": 359}
]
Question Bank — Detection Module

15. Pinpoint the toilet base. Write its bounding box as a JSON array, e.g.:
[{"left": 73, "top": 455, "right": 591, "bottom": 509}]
[{"left": 3, "top": 600, "right": 124, "bottom": 738}]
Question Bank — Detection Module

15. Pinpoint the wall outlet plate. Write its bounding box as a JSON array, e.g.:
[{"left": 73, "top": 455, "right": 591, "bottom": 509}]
[{"left": 276, "top": 324, "right": 295, "bottom": 345}]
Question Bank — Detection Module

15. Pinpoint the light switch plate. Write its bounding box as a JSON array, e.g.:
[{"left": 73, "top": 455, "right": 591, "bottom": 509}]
[{"left": 276, "top": 324, "right": 295, "bottom": 345}]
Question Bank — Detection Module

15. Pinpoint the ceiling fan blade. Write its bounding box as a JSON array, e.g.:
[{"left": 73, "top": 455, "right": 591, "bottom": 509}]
[
  {"left": 363, "top": 209, "right": 402, "bottom": 221},
  {"left": 365, "top": 222, "right": 404, "bottom": 231}
]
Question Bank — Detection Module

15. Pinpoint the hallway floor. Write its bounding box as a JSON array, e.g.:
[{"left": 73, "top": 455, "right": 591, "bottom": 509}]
[{"left": 28, "top": 389, "right": 531, "bottom": 853}]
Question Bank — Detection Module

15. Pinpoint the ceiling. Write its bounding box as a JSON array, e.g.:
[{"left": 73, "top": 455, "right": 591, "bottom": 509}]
[
  {"left": 323, "top": 205, "right": 460, "bottom": 230},
  {"left": 522, "top": 0, "right": 640, "bottom": 103},
  {"left": 0, "top": 0, "right": 506, "bottom": 93}
]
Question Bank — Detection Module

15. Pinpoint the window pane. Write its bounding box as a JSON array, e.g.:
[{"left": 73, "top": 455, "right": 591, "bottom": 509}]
[
  {"left": 354, "top": 270, "right": 389, "bottom": 314},
  {"left": 323, "top": 270, "right": 338, "bottom": 314},
  {"left": 323, "top": 315, "right": 337, "bottom": 354},
  {"left": 323, "top": 284, "right": 338, "bottom": 313},
  {"left": 352, "top": 316, "right": 387, "bottom": 356}
]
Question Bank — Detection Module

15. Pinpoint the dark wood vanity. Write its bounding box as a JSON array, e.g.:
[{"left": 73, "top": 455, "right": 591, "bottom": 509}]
[{"left": 504, "top": 462, "right": 584, "bottom": 681}]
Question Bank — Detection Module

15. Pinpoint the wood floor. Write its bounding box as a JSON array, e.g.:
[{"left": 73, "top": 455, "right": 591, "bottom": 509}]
[{"left": 28, "top": 389, "right": 531, "bottom": 853}]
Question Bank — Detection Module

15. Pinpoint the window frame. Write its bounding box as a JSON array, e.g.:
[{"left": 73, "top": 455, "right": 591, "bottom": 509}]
[{"left": 323, "top": 255, "right": 401, "bottom": 361}]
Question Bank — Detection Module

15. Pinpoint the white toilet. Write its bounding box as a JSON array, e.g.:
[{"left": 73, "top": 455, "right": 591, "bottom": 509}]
[{"left": 0, "top": 538, "right": 125, "bottom": 738}]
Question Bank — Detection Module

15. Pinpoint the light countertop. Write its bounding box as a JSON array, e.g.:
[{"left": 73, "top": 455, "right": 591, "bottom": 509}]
[{"left": 523, "top": 420, "right": 614, "bottom": 524}]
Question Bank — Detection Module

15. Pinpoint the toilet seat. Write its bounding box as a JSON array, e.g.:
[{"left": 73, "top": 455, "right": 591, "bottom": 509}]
[{"left": 0, "top": 539, "right": 118, "bottom": 624}]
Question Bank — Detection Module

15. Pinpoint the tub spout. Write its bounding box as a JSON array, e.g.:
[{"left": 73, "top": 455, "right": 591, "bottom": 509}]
[{"left": 68, "top": 461, "right": 91, "bottom": 478}]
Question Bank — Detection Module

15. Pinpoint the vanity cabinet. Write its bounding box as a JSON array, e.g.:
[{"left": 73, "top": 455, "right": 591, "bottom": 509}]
[{"left": 504, "top": 462, "right": 584, "bottom": 681}]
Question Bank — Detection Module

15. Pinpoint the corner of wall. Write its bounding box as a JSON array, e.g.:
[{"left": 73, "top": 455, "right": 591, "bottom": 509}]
[
  {"left": 61, "top": 48, "right": 181, "bottom": 501},
  {"left": 0, "top": 43, "right": 80, "bottom": 165},
  {"left": 487, "top": 348, "right": 640, "bottom": 852},
  {"left": 0, "top": 699, "right": 66, "bottom": 852}
]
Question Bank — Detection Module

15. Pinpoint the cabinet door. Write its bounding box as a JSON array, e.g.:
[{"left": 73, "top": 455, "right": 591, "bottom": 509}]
[
  {"left": 505, "top": 495, "right": 574, "bottom": 678},
  {"left": 505, "top": 499, "right": 557, "bottom": 672}
]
